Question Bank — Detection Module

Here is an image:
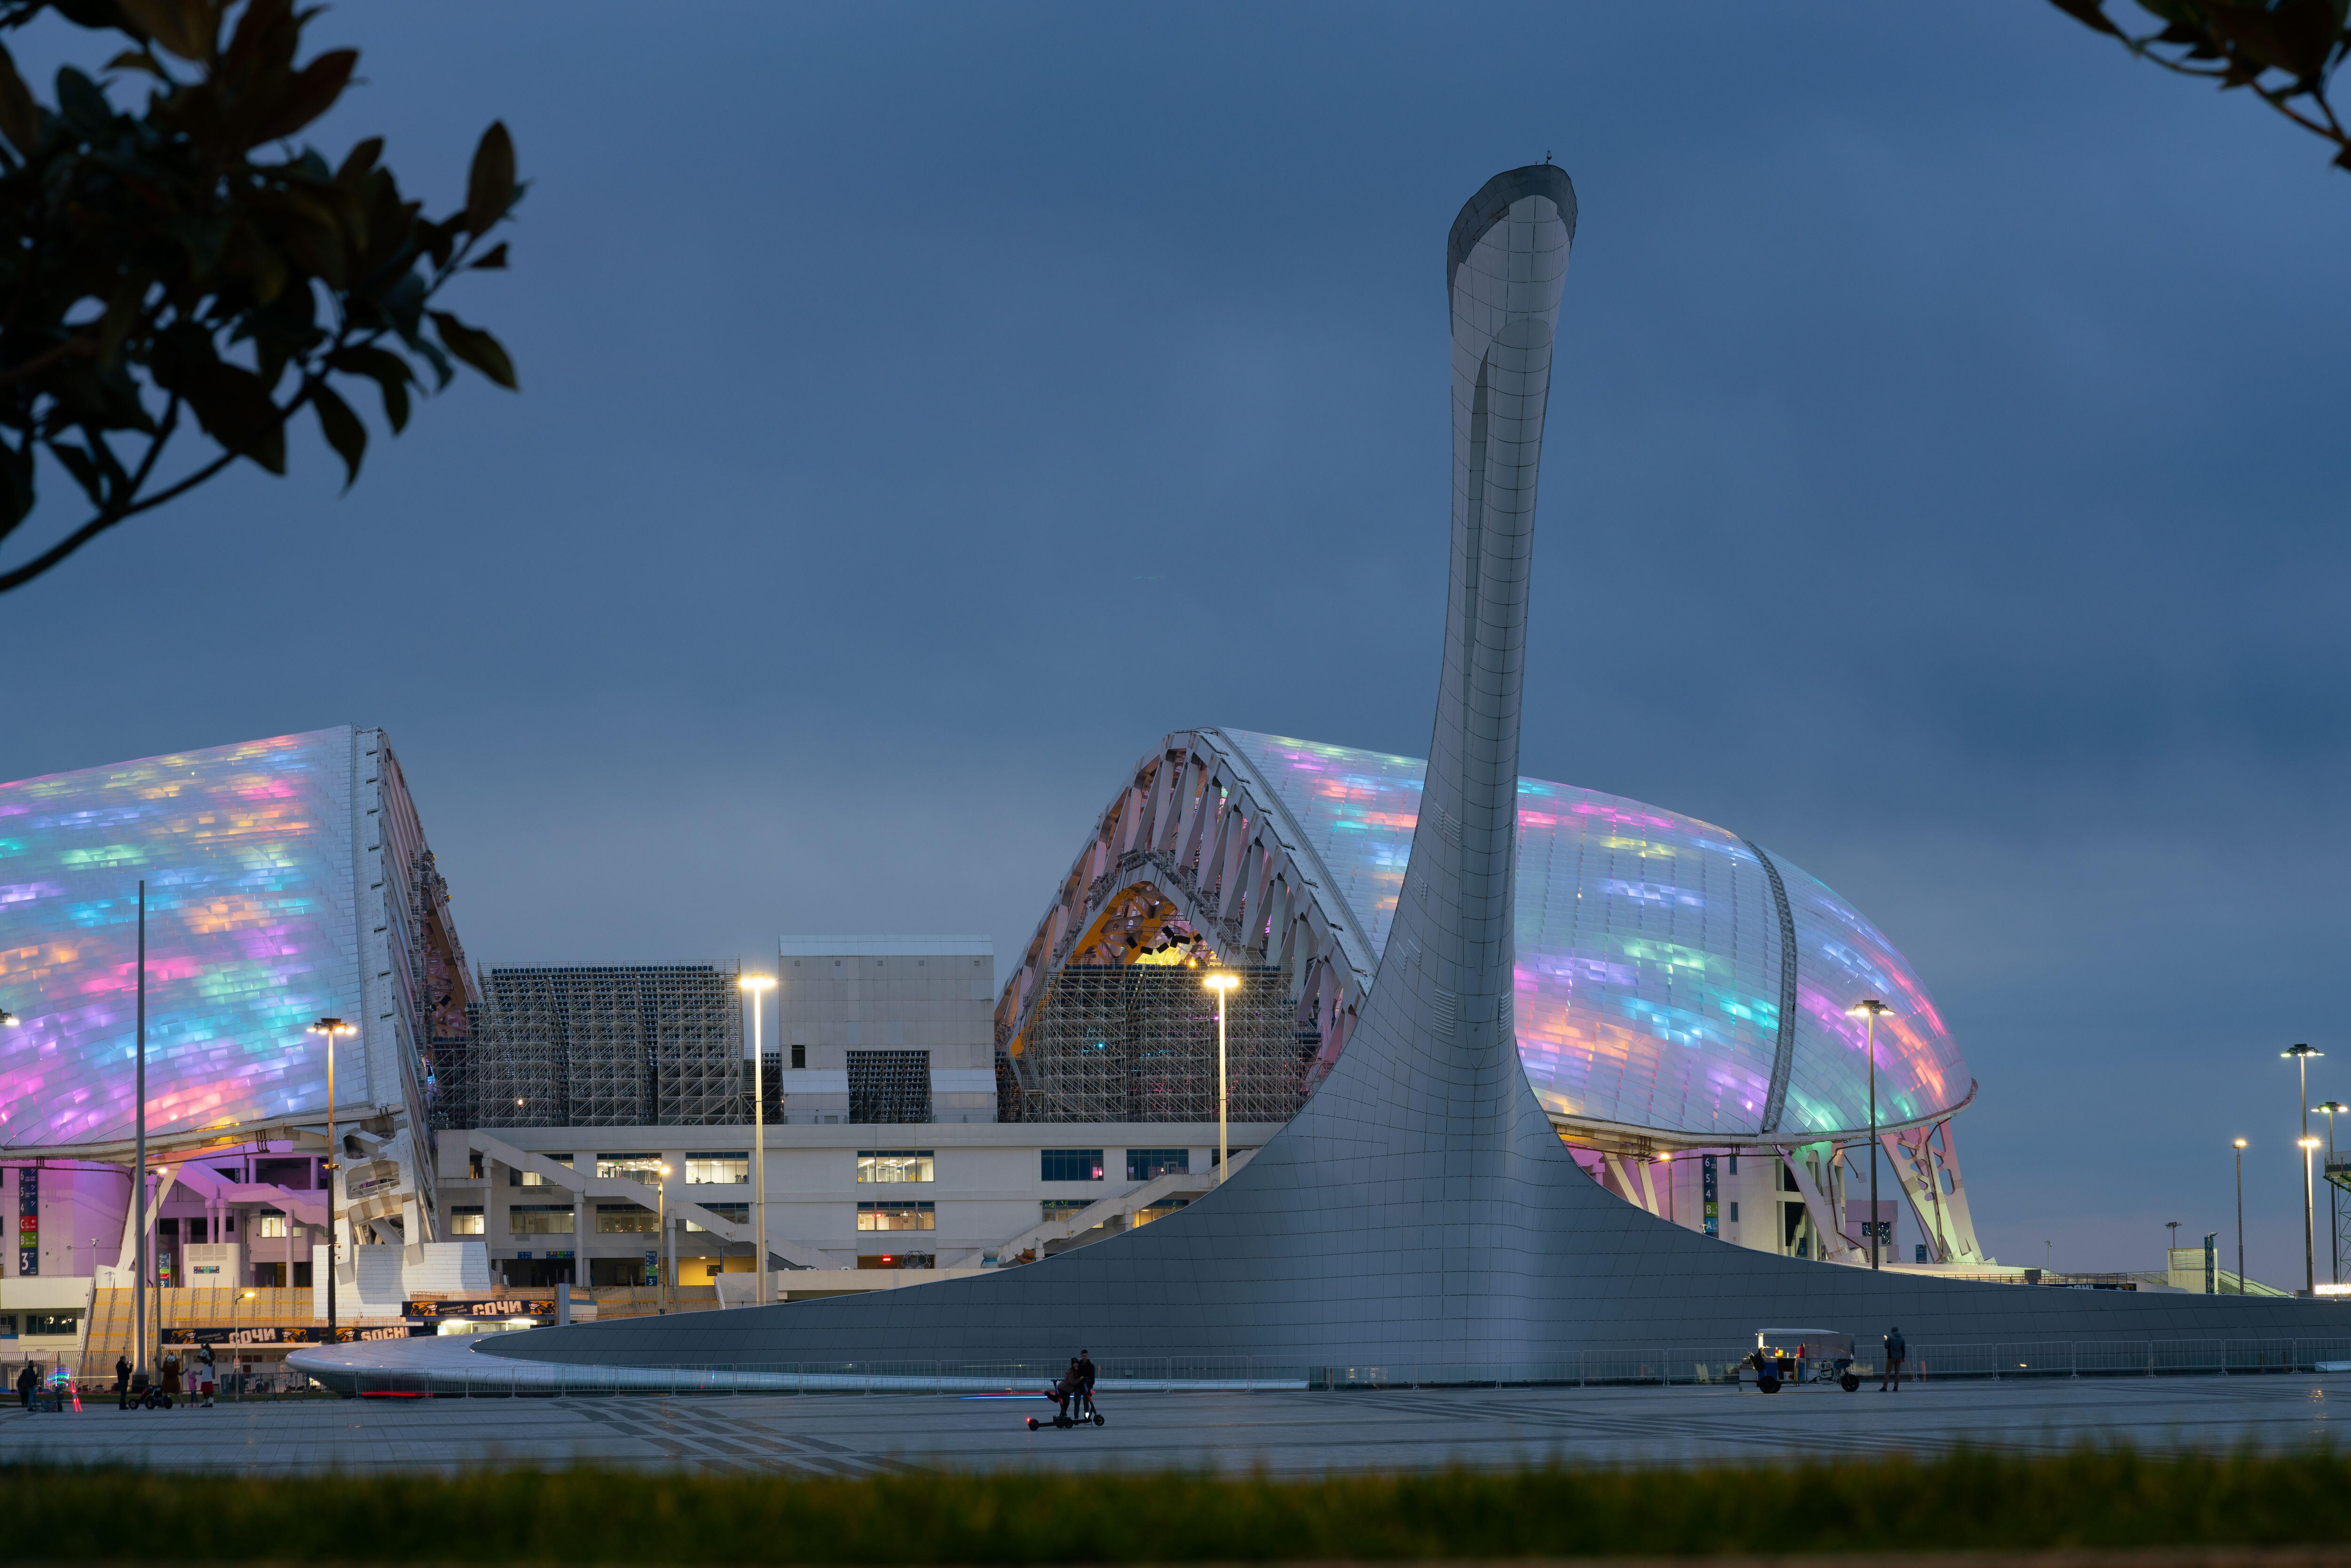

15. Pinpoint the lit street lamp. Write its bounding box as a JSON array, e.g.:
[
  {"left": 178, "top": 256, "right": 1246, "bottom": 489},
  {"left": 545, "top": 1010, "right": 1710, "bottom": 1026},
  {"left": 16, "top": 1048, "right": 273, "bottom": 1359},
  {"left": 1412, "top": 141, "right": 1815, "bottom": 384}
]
[
  {"left": 740, "top": 973, "right": 777, "bottom": 1306},
  {"left": 2316, "top": 1101, "right": 2344, "bottom": 1286},
  {"left": 307, "top": 1017, "right": 357, "bottom": 1345},
  {"left": 1846, "top": 999, "right": 1892, "bottom": 1269},
  {"left": 2284, "top": 1045, "right": 2322, "bottom": 1297},
  {"left": 1203, "top": 971, "right": 1240, "bottom": 1184},
  {"left": 0, "top": 1008, "right": 17, "bottom": 1027},
  {"left": 2233, "top": 1138, "right": 2248, "bottom": 1295}
]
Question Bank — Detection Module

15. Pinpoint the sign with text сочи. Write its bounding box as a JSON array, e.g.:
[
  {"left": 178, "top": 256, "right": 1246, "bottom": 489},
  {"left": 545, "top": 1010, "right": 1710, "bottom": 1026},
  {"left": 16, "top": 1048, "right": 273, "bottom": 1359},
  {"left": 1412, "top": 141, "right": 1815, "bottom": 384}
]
[
  {"left": 402, "top": 1296, "right": 558, "bottom": 1324},
  {"left": 161, "top": 1324, "right": 431, "bottom": 1347}
]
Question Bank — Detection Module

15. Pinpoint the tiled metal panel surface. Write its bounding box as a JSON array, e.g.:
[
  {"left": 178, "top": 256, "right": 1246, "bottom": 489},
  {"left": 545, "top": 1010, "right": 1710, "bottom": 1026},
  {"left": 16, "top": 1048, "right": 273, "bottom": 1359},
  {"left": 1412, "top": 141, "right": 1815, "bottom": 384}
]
[
  {"left": 480, "top": 168, "right": 2351, "bottom": 1370},
  {"left": 0, "top": 727, "right": 362, "bottom": 1148}
]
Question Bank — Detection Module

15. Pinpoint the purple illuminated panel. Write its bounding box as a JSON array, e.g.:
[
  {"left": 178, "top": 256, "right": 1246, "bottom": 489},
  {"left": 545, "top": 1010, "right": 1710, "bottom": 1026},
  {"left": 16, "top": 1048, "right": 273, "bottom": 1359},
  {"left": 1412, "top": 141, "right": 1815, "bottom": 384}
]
[
  {"left": 1221, "top": 729, "right": 1968, "bottom": 1139},
  {"left": 0, "top": 729, "right": 357, "bottom": 1149}
]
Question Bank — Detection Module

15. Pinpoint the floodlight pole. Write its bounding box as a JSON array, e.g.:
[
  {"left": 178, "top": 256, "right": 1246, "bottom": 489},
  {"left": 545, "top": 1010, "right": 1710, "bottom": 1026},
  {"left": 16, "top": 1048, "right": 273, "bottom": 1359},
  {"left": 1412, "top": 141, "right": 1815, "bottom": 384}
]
[
  {"left": 133, "top": 880, "right": 147, "bottom": 1381},
  {"left": 741, "top": 974, "right": 775, "bottom": 1306},
  {"left": 2285, "top": 1045, "right": 2321, "bottom": 1296},
  {"left": 1203, "top": 972, "right": 1238, "bottom": 1184},
  {"left": 2233, "top": 1139, "right": 2247, "bottom": 1295},
  {"left": 308, "top": 1016, "right": 355, "bottom": 1347},
  {"left": 1848, "top": 1000, "right": 1890, "bottom": 1269}
]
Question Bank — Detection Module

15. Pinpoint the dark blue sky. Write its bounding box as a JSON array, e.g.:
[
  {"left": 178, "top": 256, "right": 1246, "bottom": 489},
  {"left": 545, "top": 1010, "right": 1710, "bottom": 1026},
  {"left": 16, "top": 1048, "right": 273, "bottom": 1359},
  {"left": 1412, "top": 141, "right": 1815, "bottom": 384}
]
[{"left": 9, "top": 4, "right": 2348, "bottom": 1285}]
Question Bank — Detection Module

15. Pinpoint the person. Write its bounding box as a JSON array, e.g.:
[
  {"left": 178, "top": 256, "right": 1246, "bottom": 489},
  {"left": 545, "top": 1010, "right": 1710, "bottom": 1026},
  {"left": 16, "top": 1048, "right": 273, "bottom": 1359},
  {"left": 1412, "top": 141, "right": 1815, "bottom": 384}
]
[
  {"left": 1050, "top": 1356, "right": 1081, "bottom": 1421},
  {"left": 196, "top": 1344, "right": 217, "bottom": 1407},
  {"left": 1074, "top": 1348, "right": 1098, "bottom": 1418},
  {"left": 14, "top": 1360, "right": 35, "bottom": 1411},
  {"left": 128, "top": 1364, "right": 150, "bottom": 1409},
  {"left": 114, "top": 1354, "right": 131, "bottom": 1409},
  {"left": 1881, "top": 1325, "right": 1907, "bottom": 1392},
  {"left": 160, "top": 1354, "right": 181, "bottom": 1407}
]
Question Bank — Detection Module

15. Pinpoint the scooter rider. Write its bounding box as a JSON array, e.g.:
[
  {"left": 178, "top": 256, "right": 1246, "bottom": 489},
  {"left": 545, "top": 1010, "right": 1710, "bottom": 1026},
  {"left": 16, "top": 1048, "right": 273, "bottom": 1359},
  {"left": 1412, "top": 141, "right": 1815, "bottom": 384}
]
[{"left": 1075, "top": 1349, "right": 1098, "bottom": 1418}]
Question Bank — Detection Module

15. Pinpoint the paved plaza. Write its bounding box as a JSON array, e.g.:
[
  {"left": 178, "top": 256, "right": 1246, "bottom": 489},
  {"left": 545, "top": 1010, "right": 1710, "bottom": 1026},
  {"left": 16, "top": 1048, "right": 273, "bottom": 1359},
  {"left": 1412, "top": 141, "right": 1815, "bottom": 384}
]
[{"left": 0, "top": 1372, "right": 2343, "bottom": 1475}]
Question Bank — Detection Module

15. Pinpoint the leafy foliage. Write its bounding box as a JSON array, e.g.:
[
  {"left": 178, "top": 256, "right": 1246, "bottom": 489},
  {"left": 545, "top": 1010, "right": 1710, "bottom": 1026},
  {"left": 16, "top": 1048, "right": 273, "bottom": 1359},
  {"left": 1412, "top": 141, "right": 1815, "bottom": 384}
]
[
  {"left": 2051, "top": 0, "right": 2351, "bottom": 171},
  {"left": 0, "top": 0, "right": 520, "bottom": 594},
  {"left": 3, "top": 1446, "right": 2351, "bottom": 1560}
]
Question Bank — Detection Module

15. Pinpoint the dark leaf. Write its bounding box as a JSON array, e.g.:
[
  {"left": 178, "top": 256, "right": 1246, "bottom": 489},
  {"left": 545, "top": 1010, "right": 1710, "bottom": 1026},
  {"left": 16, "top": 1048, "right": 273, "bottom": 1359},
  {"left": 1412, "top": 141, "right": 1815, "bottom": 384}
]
[
  {"left": 2266, "top": 0, "right": 2338, "bottom": 78},
  {"left": 0, "top": 43, "right": 43, "bottom": 156},
  {"left": 2047, "top": 0, "right": 2124, "bottom": 36},
  {"left": 53, "top": 67, "right": 112, "bottom": 137},
  {"left": 468, "top": 242, "right": 509, "bottom": 270},
  {"left": 428, "top": 310, "right": 516, "bottom": 389},
  {"left": 310, "top": 380, "right": 364, "bottom": 489},
  {"left": 335, "top": 135, "right": 383, "bottom": 186},
  {"left": 50, "top": 441, "right": 104, "bottom": 508},
  {"left": 464, "top": 120, "right": 515, "bottom": 234},
  {"left": 0, "top": 438, "right": 34, "bottom": 532},
  {"left": 328, "top": 343, "right": 413, "bottom": 432},
  {"left": 179, "top": 360, "right": 288, "bottom": 474},
  {"left": 251, "top": 47, "right": 355, "bottom": 145},
  {"left": 2335, "top": 143, "right": 2351, "bottom": 168},
  {"left": 115, "top": 0, "right": 218, "bottom": 63}
]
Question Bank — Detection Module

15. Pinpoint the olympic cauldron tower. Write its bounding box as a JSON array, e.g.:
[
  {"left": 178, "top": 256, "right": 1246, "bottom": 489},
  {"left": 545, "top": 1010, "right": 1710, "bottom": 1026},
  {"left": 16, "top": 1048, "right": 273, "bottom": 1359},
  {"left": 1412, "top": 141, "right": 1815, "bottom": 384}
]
[{"left": 454, "top": 165, "right": 2345, "bottom": 1376}]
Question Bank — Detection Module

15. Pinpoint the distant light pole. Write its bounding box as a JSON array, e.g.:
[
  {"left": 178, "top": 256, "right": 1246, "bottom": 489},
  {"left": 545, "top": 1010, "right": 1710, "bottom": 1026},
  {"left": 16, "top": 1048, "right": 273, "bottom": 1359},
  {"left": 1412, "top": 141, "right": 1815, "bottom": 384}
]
[
  {"left": 1847, "top": 999, "right": 1892, "bottom": 1269},
  {"left": 2233, "top": 1138, "right": 2248, "bottom": 1295},
  {"left": 2284, "top": 1045, "right": 2322, "bottom": 1296},
  {"left": 307, "top": 1017, "right": 357, "bottom": 1345},
  {"left": 2166, "top": 1220, "right": 2180, "bottom": 1269},
  {"left": 2315, "top": 1102, "right": 2344, "bottom": 1286},
  {"left": 740, "top": 973, "right": 776, "bottom": 1306},
  {"left": 655, "top": 1164, "right": 674, "bottom": 1314},
  {"left": 1203, "top": 972, "right": 1241, "bottom": 1184}
]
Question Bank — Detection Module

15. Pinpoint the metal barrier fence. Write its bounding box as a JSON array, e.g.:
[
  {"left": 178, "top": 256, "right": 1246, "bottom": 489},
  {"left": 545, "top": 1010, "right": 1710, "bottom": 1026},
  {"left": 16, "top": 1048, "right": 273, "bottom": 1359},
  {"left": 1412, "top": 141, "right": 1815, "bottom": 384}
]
[{"left": 324, "top": 1338, "right": 2351, "bottom": 1397}]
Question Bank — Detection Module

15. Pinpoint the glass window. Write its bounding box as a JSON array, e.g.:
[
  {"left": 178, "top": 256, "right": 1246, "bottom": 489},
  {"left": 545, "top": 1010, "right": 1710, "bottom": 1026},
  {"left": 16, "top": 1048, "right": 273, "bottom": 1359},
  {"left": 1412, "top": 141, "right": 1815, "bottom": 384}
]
[
  {"left": 856, "top": 1150, "right": 935, "bottom": 1183},
  {"left": 508, "top": 1154, "right": 574, "bottom": 1187},
  {"left": 508, "top": 1204, "right": 575, "bottom": 1235},
  {"left": 685, "top": 1202, "right": 748, "bottom": 1234},
  {"left": 856, "top": 1201, "right": 936, "bottom": 1232},
  {"left": 595, "top": 1204, "right": 657, "bottom": 1235},
  {"left": 256, "top": 1211, "right": 287, "bottom": 1238},
  {"left": 449, "top": 1207, "right": 486, "bottom": 1236},
  {"left": 1041, "top": 1198, "right": 1094, "bottom": 1222},
  {"left": 596, "top": 1152, "right": 663, "bottom": 1181},
  {"left": 857, "top": 1252, "right": 933, "bottom": 1270},
  {"left": 22, "top": 1312, "right": 80, "bottom": 1336},
  {"left": 1126, "top": 1148, "right": 1189, "bottom": 1181},
  {"left": 1728, "top": 1201, "right": 1740, "bottom": 1224},
  {"left": 686, "top": 1153, "right": 749, "bottom": 1184},
  {"left": 1727, "top": 1153, "right": 1739, "bottom": 1174},
  {"left": 1135, "top": 1197, "right": 1191, "bottom": 1227},
  {"left": 1041, "top": 1149, "right": 1104, "bottom": 1182}
]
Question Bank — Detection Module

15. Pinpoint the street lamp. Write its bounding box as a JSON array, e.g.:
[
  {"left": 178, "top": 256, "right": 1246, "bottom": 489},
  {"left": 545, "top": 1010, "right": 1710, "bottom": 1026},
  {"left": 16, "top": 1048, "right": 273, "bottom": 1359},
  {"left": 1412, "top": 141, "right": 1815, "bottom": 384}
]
[
  {"left": 2315, "top": 1101, "right": 2344, "bottom": 1286},
  {"left": 2233, "top": 1138, "right": 2248, "bottom": 1295},
  {"left": 2284, "top": 1045, "right": 2322, "bottom": 1296},
  {"left": 306, "top": 1017, "right": 357, "bottom": 1344},
  {"left": 0, "top": 1008, "right": 18, "bottom": 1026},
  {"left": 739, "top": 973, "right": 777, "bottom": 1307},
  {"left": 1846, "top": 999, "right": 1892, "bottom": 1269},
  {"left": 654, "top": 1164, "right": 673, "bottom": 1315},
  {"left": 1203, "top": 972, "right": 1241, "bottom": 1184},
  {"left": 2301, "top": 1137, "right": 2323, "bottom": 1296}
]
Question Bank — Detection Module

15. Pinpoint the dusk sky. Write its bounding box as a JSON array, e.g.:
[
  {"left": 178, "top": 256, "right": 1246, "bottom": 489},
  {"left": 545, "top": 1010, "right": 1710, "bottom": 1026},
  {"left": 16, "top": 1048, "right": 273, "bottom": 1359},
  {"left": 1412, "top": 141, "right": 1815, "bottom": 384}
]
[{"left": 8, "top": 5, "right": 2348, "bottom": 1287}]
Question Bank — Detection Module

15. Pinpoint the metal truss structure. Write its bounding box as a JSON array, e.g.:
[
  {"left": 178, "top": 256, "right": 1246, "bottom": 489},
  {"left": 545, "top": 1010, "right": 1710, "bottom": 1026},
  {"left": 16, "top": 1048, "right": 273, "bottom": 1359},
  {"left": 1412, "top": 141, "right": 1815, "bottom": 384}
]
[
  {"left": 1018, "top": 963, "right": 1305, "bottom": 1124},
  {"left": 997, "top": 729, "right": 1376, "bottom": 1120},
  {"left": 434, "top": 965, "right": 744, "bottom": 1130}
]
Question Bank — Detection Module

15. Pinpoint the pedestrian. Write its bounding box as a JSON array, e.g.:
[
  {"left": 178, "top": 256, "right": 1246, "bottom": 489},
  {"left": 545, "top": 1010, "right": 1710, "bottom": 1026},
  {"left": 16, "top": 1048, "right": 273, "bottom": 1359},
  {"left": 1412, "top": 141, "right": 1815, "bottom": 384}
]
[
  {"left": 113, "top": 1353, "right": 130, "bottom": 1409},
  {"left": 196, "top": 1344, "right": 217, "bottom": 1407},
  {"left": 160, "top": 1353, "right": 181, "bottom": 1407},
  {"left": 1880, "top": 1325, "right": 1907, "bottom": 1392},
  {"left": 1075, "top": 1348, "right": 1098, "bottom": 1418},
  {"left": 14, "top": 1360, "right": 34, "bottom": 1410}
]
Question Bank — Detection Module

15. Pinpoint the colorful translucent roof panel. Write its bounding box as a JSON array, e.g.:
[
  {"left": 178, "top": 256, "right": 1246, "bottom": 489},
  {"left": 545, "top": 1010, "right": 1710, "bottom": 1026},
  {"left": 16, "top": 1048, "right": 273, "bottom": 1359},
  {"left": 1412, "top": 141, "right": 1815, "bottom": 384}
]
[
  {"left": 0, "top": 728, "right": 360, "bottom": 1149},
  {"left": 1218, "top": 729, "right": 1967, "bottom": 1140}
]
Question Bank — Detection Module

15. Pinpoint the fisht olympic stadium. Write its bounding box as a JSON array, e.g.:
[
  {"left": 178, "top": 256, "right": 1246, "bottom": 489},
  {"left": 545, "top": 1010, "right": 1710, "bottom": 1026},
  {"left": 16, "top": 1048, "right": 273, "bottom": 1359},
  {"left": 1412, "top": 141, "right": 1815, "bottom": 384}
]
[{"left": 287, "top": 161, "right": 2343, "bottom": 1388}]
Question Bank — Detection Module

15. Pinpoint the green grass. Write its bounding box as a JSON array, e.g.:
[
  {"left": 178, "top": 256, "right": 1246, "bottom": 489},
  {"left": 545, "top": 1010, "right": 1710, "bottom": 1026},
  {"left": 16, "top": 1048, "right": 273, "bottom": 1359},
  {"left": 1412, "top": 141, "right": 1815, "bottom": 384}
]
[{"left": 2, "top": 1449, "right": 2348, "bottom": 1561}]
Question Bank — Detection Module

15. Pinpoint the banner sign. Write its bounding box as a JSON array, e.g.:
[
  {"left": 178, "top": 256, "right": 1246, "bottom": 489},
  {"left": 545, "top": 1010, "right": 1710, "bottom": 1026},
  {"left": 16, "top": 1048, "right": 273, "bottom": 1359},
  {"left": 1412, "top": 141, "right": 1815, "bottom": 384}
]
[
  {"left": 16, "top": 1165, "right": 36, "bottom": 1277},
  {"left": 160, "top": 1324, "right": 433, "bottom": 1347},
  {"left": 401, "top": 1296, "right": 556, "bottom": 1322},
  {"left": 1700, "top": 1155, "right": 1719, "bottom": 1237}
]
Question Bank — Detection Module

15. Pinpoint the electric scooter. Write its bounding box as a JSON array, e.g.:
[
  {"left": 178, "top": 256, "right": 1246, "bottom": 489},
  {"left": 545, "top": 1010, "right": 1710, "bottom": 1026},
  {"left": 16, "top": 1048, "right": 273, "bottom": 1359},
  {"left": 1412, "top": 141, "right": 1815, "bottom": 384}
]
[{"left": 1026, "top": 1387, "right": 1105, "bottom": 1429}]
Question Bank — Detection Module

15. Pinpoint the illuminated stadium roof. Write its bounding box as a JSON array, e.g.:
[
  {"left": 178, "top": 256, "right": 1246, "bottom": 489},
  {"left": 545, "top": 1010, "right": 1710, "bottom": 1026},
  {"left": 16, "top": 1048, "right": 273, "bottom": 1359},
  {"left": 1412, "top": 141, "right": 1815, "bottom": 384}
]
[
  {"left": 0, "top": 726, "right": 471, "bottom": 1153},
  {"left": 1000, "top": 727, "right": 1971, "bottom": 1147}
]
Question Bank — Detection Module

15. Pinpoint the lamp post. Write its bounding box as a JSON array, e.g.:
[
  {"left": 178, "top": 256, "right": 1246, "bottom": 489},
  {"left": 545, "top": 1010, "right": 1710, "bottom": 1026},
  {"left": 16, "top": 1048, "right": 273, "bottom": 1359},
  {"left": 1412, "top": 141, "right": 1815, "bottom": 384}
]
[
  {"left": 306, "top": 1017, "right": 357, "bottom": 1345},
  {"left": 655, "top": 1164, "right": 673, "bottom": 1314},
  {"left": 2233, "top": 1138, "right": 2248, "bottom": 1295},
  {"left": 2284, "top": 1045, "right": 2322, "bottom": 1297},
  {"left": 2315, "top": 1101, "right": 2344, "bottom": 1286},
  {"left": 1203, "top": 972, "right": 1240, "bottom": 1184},
  {"left": 740, "top": 973, "right": 776, "bottom": 1306},
  {"left": 1846, "top": 999, "right": 1892, "bottom": 1269}
]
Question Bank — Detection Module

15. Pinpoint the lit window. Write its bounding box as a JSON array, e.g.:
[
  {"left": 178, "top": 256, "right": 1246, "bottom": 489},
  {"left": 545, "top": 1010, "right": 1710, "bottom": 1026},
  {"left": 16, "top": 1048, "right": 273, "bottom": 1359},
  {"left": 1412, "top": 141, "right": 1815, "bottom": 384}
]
[
  {"left": 1126, "top": 1148, "right": 1189, "bottom": 1181},
  {"left": 857, "top": 1150, "right": 934, "bottom": 1183},
  {"left": 686, "top": 1153, "right": 749, "bottom": 1184},
  {"left": 856, "top": 1201, "right": 935, "bottom": 1232},
  {"left": 595, "top": 1204, "right": 657, "bottom": 1235},
  {"left": 257, "top": 1212, "right": 288, "bottom": 1238},
  {"left": 597, "top": 1152, "right": 663, "bottom": 1181},
  {"left": 685, "top": 1202, "right": 748, "bottom": 1234},
  {"left": 1134, "top": 1197, "right": 1191, "bottom": 1227},
  {"left": 1041, "top": 1198, "right": 1093, "bottom": 1222},
  {"left": 508, "top": 1204, "right": 575, "bottom": 1235},
  {"left": 449, "top": 1207, "right": 486, "bottom": 1236},
  {"left": 1041, "top": 1149, "right": 1103, "bottom": 1182},
  {"left": 508, "top": 1154, "right": 574, "bottom": 1187}
]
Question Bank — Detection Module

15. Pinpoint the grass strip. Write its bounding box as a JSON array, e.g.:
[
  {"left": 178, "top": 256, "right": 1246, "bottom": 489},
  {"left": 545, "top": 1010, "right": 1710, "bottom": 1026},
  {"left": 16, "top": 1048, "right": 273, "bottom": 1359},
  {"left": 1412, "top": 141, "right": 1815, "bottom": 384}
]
[{"left": 1, "top": 1449, "right": 2347, "bottom": 1562}]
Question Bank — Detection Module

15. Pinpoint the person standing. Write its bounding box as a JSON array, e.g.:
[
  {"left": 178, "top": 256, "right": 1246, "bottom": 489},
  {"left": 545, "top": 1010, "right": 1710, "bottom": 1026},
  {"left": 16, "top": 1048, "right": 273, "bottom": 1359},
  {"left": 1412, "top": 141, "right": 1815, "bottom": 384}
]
[
  {"left": 1075, "top": 1348, "right": 1098, "bottom": 1418},
  {"left": 14, "top": 1360, "right": 35, "bottom": 1410},
  {"left": 1880, "top": 1325, "right": 1907, "bottom": 1392},
  {"left": 196, "top": 1344, "right": 217, "bottom": 1407}
]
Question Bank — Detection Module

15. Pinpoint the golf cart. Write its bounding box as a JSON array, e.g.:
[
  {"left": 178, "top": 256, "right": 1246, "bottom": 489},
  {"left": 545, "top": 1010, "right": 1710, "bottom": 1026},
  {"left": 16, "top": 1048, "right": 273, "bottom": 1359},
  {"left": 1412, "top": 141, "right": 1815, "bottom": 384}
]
[{"left": 1746, "top": 1328, "right": 1860, "bottom": 1393}]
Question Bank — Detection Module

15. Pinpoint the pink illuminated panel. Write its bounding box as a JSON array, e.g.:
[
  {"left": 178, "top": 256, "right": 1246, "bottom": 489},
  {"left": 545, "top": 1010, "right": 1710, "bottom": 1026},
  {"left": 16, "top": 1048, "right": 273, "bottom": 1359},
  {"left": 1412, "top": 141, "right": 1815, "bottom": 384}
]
[
  {"left": 1221, "top": 729, "right": 1968, "bottom": 1139},
  {"left": 0, "top": 728, "right": 357, "bottom": 1149}
]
